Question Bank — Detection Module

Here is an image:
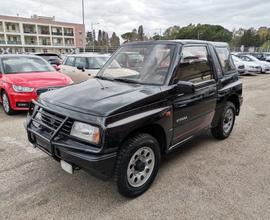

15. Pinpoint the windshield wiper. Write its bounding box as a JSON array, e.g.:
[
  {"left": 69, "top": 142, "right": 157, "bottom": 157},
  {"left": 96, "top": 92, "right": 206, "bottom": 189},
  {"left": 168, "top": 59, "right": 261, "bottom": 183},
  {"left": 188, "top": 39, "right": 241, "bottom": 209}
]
[
  {"left": 113, "top": 78, "right": 140, "bottom": 84},
  {"left": 95, "top": 75, "right": 115, "bottom": 81}
]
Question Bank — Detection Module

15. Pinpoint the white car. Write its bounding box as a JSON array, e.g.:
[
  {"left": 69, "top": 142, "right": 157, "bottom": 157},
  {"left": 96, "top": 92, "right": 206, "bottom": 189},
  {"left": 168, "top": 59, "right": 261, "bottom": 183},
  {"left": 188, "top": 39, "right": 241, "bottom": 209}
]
[
  {"left": 238, "top": 55, "right": 270, "bottom": 74},
  {"left": 60, "top": 53, "right": 110, "bottom": 83},
  {"left": 231, "top": 55, "right": 246, "bottom": 75}
]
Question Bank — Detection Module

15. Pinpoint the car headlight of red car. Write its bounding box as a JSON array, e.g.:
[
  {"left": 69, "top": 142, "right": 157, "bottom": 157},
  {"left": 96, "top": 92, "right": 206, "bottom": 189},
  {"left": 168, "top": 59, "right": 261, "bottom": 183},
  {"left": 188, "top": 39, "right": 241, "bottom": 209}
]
[{"left": 12, "top": 84, "right": 34, "bottom": 93}]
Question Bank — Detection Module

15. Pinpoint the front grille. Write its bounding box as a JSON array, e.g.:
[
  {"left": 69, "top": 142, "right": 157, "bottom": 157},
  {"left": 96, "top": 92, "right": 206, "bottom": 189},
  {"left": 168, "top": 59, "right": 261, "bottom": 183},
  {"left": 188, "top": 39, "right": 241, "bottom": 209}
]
[
  {"left": 238, "top": 65, "right": 245, "bottom": 69},
  {"left": 60, "top": 119, "right": 74, "bottom": 136},
  {"left": 36, "top": 87, "right": 61, "bottom": 96},
  {"left": 33, "top": 107, "right": 71, "bottom": 137}
]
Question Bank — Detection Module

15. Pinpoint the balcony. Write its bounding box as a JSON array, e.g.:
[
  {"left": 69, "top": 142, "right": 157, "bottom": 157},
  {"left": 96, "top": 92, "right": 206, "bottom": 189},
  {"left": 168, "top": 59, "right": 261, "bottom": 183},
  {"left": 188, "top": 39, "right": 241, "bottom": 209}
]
[
  {"left": 23, "top": 24, "right": 36, "bottom": 34},
  {"left": 25, "top": 36, "right": 38, "bottom": 45},
  {"left": 64, "top": 32, "right": 74, "bottom": 36},
  {"left": 0, "top": 40, "right": 6, "bottom": 44},
  {"left": 7, "top": 41, "right": 22, "bottom": 45},
  {"left": 0, "top": 22, "right": 3, "bottom": 32},
  {"left": 5, "top": 22, "right": 20, "bottom": 33},
  {"left": 51, "top": 27, "right": 63, "bottom": 36},
  {"left": 38, "top": 25, "right": 50, "bottom": 35},
  {"left": 52, "top": 32, "right": 63, "bottom": 36}
]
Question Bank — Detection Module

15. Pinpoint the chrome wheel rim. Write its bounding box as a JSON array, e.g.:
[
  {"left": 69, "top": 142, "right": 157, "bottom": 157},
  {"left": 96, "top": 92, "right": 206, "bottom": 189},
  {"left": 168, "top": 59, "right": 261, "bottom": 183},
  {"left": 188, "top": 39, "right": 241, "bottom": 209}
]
[
  {"left": 2, "top": 93, "right": 9, "bottom": 113},
  {"left": 223, "top": 108, "right": 234, "bottom": 134},
  {"left": 127, "top": 147, "right": 155, "bottom": 187}
]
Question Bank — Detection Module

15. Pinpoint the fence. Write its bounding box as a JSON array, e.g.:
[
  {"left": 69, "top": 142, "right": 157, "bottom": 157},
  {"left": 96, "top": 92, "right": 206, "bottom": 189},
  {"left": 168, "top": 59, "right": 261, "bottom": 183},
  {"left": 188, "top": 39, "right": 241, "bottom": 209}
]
[{"left": 231, "top": 47, "right": 270, "bottom": 53}]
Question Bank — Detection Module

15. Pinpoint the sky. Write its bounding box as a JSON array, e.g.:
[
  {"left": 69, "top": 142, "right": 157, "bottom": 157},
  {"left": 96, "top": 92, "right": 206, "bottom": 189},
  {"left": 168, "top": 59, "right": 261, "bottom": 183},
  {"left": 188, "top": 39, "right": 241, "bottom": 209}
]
[{"left": 1, "top": 0, "right": 270, "bottom": 38}]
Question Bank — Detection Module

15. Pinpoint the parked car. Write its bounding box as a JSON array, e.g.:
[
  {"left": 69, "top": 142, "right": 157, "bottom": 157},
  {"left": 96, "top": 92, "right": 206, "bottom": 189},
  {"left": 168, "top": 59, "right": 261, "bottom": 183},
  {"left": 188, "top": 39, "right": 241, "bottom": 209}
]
[
  {"left": 231, "top": 55, "right": 246, "bottom": 75},
  {"left": 249, "top": 52, "right": 270, "bottom": 62},
  {"left": 0, "top": 55, "right": 73, "bottom": 115},
  {"left": 60, "top": 53, "right": 110, "bottom": 83},
  {"left": 237, "top": 54, "right": 270, "bottom": 73},
  {"left": 26, "top": 40, "right": 243, "bottom": 197},
  {"left": 35, "top": 53, "right": 62, "bottom": 71}
]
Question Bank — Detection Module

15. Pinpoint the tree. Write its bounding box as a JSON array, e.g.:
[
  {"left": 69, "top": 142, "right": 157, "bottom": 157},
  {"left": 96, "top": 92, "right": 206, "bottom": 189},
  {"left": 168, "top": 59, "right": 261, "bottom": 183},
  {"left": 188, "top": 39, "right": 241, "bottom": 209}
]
[
  {"left": 110, "top": 32, "right": 120, "bottom": 47},
  {"left": 138, "top": 25, "right": 144, "bottom": 41},
  {"left": 239, "top": 28, "right": 260, "bottom": 47}
]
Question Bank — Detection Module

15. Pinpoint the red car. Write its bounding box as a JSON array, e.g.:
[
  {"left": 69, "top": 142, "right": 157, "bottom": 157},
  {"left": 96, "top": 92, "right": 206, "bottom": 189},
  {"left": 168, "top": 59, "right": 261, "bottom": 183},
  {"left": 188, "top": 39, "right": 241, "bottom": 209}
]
[{"left": 0, "top": 55, "right": 73, "bottom": 115}]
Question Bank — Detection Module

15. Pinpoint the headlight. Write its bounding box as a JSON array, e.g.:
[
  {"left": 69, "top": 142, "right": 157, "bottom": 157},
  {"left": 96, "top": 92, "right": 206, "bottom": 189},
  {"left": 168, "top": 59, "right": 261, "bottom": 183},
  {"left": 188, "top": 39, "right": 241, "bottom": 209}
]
[
  {"left": 70, "top": 122, "right": 100, "bottom": 144},
  {"left": 12, "top": 85, "right": 34, "bottom": 92}
]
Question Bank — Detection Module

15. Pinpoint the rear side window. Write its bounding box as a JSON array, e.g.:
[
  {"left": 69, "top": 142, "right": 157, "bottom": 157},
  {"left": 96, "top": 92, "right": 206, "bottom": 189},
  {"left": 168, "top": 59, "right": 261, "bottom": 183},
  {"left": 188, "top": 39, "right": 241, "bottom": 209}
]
[
  {"left": 215, "top": 47, "right": 235, "bottom": 73},
  {"left": 175, "top": 46, "right": 213, "bottom": 84},
  {"left": 64, "top": 56, "right": 75, "bottom": 66},
  {"left": 74, "top": 57, "right": 87, "bottom": 68}
]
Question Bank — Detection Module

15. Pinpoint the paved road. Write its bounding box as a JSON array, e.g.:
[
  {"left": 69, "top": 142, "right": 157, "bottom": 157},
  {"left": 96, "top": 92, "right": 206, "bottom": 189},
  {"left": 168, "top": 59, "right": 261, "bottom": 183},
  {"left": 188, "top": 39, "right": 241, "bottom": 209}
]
[{"left": 0, "top": 75, "right": 269, "bottom": 220}]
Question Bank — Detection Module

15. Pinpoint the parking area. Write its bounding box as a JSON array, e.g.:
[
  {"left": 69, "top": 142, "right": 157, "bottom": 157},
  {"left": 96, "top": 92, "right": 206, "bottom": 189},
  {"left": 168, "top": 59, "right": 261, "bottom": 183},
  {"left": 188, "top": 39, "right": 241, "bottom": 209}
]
[{"left": 0, "top": 75, "right": 269, "bottom": 219}]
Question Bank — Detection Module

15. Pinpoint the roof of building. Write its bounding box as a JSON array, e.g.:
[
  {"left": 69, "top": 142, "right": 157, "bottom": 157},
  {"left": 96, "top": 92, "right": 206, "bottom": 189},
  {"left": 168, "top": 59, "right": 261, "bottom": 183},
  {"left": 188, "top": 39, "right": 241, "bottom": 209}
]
[{"left": 0, "top": 14, "right": 83, "bottom": 27}]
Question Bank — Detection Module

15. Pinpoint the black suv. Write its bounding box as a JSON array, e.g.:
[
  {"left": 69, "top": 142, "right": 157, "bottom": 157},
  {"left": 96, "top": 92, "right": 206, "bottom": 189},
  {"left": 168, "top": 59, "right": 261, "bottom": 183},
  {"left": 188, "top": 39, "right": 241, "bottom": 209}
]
[{"left": 26, "top": 40, "right": 243, "bottom": 197}]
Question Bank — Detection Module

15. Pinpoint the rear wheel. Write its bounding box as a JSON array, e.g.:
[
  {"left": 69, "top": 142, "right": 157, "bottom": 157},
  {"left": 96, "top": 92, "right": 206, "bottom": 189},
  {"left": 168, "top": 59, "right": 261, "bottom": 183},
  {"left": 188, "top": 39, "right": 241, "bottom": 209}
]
[
  {"left": 211, "top": 101, "right": 236, "bottom": 139},
  {"left": 1, "top": 91, "right": 15, "bottom": 115},
  {"left": 115, "top": 133, "right": 161, "bottom": 198}
]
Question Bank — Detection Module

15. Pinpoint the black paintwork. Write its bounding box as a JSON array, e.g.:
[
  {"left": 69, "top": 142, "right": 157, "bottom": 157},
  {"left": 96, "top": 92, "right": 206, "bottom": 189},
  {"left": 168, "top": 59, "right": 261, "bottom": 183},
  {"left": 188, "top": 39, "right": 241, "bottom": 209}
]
[{"left": 26, "top": 40, "right": 243, "bottom": 179}]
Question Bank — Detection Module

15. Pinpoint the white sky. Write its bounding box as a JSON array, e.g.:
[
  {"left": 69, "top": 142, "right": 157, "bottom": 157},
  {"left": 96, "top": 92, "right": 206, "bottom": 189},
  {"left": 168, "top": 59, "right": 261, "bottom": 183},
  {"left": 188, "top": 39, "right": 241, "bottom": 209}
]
[{"left": 1, "top": 0, "right": 269, "bottom": 37}]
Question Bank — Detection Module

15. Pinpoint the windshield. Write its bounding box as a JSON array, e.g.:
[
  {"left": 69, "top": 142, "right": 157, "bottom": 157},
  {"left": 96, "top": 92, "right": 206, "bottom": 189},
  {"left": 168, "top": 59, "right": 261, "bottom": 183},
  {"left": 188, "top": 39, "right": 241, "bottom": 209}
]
[
  {"left": 232, "top": 55, "right": 243, "bottom": 62},
  {"left": 247, "top": 56, "right": 258, "bottom": 61},
  {"left": 98, "top": 44, "right": 176, "bottom": 85},
  {"left": 2, "top": 56, "right": 54, "bottom": 74},
  {"left": 87, "top": 57, "right": 109, "bottom": 69}
]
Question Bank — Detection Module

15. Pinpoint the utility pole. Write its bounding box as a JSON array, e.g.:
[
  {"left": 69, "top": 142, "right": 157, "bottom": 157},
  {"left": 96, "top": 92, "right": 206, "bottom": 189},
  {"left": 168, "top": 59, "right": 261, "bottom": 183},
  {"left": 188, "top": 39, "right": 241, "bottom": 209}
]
[
  {"left": 82, "top": 0, "right": 85, "bottom": 53},
  {"left": 197, "top": 32, "right": 202, "bottom": 40},
  {"left": 91, "top": 22, "right": 99, "bottom": 52}
]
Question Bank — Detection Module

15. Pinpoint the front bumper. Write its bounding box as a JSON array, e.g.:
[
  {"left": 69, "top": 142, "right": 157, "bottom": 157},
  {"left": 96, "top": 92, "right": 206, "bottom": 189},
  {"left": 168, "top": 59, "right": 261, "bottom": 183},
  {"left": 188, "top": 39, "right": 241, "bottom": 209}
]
[
  {"left": 26, "top": 102, "right": 117, "bottom": 180},
  {"left": 9, "top": 91, "right": 37, "bottom": 110}
]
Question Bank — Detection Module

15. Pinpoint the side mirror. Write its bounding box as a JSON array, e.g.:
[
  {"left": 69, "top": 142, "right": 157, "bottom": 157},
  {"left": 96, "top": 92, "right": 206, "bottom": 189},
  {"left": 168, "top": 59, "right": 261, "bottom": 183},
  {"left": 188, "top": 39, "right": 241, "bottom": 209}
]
[
  {"left": 176, "top": 81, "right": 195, "bottom": 94},
  {"left": 77, "top": 65, "right": 85, "bottom": 72},
  {"left": 53, "top": 65, "right": 60, "bottom": 71}
]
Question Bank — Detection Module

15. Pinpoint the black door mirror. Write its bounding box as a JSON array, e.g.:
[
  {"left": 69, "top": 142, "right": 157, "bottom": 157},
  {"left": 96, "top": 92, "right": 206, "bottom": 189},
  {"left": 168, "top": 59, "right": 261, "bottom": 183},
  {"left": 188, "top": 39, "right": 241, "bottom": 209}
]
[
  {"left": 77, "top": 65, "right": 85, "bottom": 72},
  {"left": 176, "top": 81, "right": 195, "bottom": 94}
]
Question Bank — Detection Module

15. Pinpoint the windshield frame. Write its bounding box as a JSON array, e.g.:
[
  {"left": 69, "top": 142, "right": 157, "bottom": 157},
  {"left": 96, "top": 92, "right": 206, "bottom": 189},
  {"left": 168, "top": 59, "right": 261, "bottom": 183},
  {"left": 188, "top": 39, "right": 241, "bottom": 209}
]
[
  {"left": 97, "top": 42, "right": 178, "bottom": 86},
  {"left": 1, "top": 56, "right": 55, "bottom": 74}
]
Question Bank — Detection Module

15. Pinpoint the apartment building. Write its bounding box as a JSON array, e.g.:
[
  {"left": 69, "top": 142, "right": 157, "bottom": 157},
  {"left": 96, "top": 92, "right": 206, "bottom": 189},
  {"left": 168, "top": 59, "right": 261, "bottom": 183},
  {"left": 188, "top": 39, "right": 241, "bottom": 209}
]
[{"left": 0, "top": 14, "right": 85, "bottom": 54}]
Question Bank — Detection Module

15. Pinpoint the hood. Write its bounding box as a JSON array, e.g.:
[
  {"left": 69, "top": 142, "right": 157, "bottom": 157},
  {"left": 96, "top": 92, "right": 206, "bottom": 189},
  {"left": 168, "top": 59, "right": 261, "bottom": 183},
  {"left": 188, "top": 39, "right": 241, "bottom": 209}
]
[
  {"left": 41, "top": 78, "right": 165, "bottom": 116},
  {"left": 243, "top": 61, "right": 260, "bottom": 67},
  {"left": 4, "top": 71, "right": 72, "bottom": 87},
  {"left": 259, "top": 61, "right": 270, "bottom": 67}
]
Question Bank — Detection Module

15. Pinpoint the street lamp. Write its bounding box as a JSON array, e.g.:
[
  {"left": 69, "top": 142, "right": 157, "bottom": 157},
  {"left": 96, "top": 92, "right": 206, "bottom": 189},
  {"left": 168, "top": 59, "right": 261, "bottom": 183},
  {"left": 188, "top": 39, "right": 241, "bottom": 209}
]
[
  {"left": 197, "top": 32, "right": 202, "bottom": 40},
  {"left": 91, "top": 22, "right": 99, "bottom": 52},
  {"left": 82, "top": 0, "right": 85, "bottom": 53}
]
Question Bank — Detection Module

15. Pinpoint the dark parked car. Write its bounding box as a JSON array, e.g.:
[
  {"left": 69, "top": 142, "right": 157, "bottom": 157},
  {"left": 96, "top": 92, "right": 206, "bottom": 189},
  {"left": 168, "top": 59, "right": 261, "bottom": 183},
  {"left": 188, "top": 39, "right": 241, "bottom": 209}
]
[
  {"left": 35, "top": 53, "right": 62, "bottom": 70},
  {"left": 26, "top": 40, "right": 243, "bottom": 197}
]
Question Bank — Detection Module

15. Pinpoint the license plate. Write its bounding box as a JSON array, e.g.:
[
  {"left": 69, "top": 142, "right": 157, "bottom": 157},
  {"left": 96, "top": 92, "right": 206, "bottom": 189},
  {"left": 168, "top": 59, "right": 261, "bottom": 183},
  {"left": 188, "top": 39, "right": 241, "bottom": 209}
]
[{"left": 60, "top": 160, "right": 73, "bottom": 174}]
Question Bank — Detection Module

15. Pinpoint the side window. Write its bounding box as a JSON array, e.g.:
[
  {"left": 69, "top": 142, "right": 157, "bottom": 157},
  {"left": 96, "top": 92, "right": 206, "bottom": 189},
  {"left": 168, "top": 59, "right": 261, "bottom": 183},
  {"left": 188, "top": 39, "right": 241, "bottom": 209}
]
[
  {"left": 64, "top": 56, "right": 75, "bottom": 66},
  {"left": 74, "top": 57, "right": 87, "bottom": 68},
  {"left": 215, "top": 47, "right": 235, "bottom": 73},
  {"left": 175, "top": 46, "right": 213, "bottom": 83}
]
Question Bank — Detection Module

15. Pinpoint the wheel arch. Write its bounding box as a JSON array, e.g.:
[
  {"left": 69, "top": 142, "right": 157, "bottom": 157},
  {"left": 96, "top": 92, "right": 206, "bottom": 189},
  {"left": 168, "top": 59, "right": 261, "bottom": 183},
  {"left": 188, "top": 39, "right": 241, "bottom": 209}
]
[
  {"left": 227, "top": 93, "right": 240, "bottom": 115},
  {"left": 120, "top": 123, "right": 168, "bottom": 154}
]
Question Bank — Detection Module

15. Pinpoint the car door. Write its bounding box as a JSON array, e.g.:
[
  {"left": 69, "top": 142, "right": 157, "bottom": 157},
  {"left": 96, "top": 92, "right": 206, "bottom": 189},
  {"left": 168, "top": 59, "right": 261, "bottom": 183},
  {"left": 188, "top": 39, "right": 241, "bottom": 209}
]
[
  {"left": 73, "top": 57, "right": 90, "bottom": 82},
  {"left": 60, "top": 56, "right": 76, "bottom": 79},
  {"left": 172, "top": 44, "right": 217, "bottom": 145}
]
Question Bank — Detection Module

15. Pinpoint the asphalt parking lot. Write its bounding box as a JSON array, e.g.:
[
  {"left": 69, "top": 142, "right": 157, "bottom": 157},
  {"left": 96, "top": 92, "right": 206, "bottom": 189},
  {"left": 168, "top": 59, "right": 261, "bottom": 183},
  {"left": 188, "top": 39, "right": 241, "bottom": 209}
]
[{"left": 0, "top": 75, "right": 270, "bottom": 220}]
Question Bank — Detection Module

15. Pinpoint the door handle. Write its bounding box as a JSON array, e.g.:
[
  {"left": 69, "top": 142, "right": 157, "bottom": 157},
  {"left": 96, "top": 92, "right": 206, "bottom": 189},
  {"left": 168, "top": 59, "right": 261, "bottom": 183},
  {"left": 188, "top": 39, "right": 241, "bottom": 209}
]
[{"left": 88, "top": 73, "right": 91, "bottom": 76}]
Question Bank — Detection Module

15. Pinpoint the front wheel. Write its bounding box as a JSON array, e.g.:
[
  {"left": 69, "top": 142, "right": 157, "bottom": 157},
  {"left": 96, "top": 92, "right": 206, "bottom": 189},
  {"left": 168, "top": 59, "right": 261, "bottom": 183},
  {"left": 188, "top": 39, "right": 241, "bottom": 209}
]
[
  {"left": 115, "top": 133, "right": 161, "bottom": 198},
  {"left": 1, "top": 91, "right": 15, "bottom": 115},
  {"left": 211, "top": 101, "right": 236, "bottom": 140}
]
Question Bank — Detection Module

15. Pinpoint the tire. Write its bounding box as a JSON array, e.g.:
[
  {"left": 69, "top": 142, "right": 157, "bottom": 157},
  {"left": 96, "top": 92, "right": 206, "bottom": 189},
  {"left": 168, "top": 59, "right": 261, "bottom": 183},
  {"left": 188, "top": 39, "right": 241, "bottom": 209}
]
[
  {"left": 1, "top": 91, "right": 15, "bottom": 115},
  {"left": 115, "top": 133, "right": 161, "bottom": 198},
  {"left": 211, "top": 101, "right": 236, "bottom": 140}
]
